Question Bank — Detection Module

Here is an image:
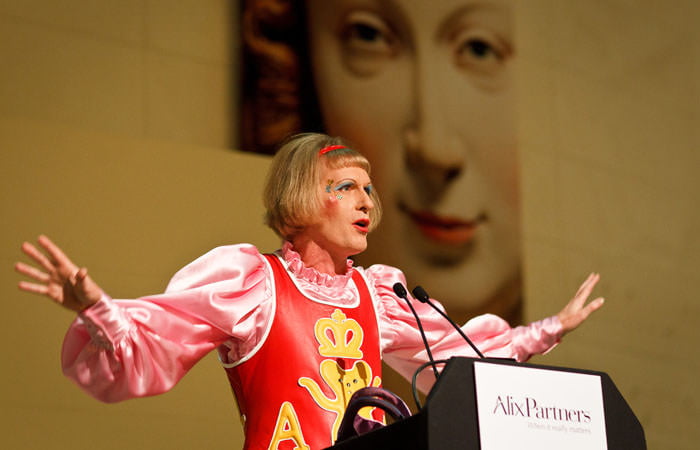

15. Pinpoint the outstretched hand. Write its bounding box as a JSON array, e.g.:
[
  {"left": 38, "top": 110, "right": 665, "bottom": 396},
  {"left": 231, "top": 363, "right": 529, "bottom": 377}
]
[
  {"left": 558, "top": 273, "right": 605, "bottom": 335},
  {"left": 15, "top": 235, "right": 102, "bottom": 313}
]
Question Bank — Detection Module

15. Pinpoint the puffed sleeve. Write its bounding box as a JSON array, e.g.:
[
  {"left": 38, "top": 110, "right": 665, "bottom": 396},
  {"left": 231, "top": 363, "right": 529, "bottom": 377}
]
[
  {"left": 363, "top": 264, "right": 563, "bottom": 392},
  {"left": 61, "top": 244, "right": 273, "bottom": 403}
]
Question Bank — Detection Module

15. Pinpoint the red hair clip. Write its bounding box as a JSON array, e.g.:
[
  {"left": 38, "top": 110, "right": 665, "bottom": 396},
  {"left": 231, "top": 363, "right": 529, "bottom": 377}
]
[{"left": 319, "top": 144, "right": 346, "bottom": 155}]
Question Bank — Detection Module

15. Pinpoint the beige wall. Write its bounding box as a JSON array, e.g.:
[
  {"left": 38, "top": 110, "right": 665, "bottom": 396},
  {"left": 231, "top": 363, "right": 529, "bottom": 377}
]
[
  {"left": 2, "top": 1, "right": 699, "bottom": 449},
  {"left": 1, "top": 119, "right": 279, "bottom": 449},
  {"left": 517, "top": 2, "right": 700, "bottom": 450},
  {"left": 0, "top": 1, "right": 276, "bottom": 448},
  {"left": 0, "top": 0, "right": 238, "bottom": 148}
]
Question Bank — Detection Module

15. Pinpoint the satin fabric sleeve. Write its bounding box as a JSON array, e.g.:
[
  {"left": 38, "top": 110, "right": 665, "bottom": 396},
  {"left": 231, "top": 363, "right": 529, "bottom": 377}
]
[
  {"left": 363, "top": 264, "right": 563, "bottom": 393},
  {"left": 61, "top": 244, "right": 274, "bottom": 403}
]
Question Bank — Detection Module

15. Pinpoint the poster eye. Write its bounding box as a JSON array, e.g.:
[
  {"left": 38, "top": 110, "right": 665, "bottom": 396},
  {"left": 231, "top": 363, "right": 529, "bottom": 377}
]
[
  {"left": 342, "top": 13, "right": 393, "bottom": 53},
  {"left": 452, "top": 27, "right": 511, "bottom": 80},
  {"left": 339, "top": 11, "right": 399, "bottom": 77}
]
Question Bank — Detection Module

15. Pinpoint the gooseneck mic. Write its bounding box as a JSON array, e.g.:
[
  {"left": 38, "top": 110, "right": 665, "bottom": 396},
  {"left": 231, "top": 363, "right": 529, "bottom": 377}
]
[
  {"left": 411, "top": 285, "right": 486, "bottom": 359},
  {"left": 392, "top": 282, "right": 440, "bottom": 380}
]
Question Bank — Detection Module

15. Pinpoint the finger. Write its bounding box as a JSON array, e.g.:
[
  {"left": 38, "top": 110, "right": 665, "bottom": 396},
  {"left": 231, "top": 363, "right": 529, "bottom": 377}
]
[
  {"left": 74, "top": 268, "right": 102, "bottom": 306},
  {"left": 38, "top": 235, "right": 76, "bottom": 270},
  {"left": 74, "top": 267, "right": 88, "bottom": 282},
  {"left": 584, "top": 297, "right": 605, "bottom": 315},
  {"left": 14, "top": 262, "right": 50, "bottom": 283},
  {"left": 74, "top": 268, "right": 88, "bottom": 293},
  {"left": 573, "top": 273, "right": 595, "bottom": 297},
  {"left": 574, "top": 273, "right": 600, "bottom": 302},
  {"left": 21, "top": 241, "right": 55, "bottom": 272},
  {"left": 18, "top": 280, "right": 49, "bottom": 296},
  {"left": 575, "top": 297, "right": 605, "bottom": 324}
]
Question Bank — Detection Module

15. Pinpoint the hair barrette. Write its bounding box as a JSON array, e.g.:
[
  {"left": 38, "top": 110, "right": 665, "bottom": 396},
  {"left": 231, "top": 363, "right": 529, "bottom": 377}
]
[{"left": 318, "top": 144, "right": 346, "bottom": 155}]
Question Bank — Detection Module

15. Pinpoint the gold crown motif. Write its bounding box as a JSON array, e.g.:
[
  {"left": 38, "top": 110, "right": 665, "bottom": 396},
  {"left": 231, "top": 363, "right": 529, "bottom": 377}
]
[{"left": 314, "top": 309, "right": 364, "bottom": 359}]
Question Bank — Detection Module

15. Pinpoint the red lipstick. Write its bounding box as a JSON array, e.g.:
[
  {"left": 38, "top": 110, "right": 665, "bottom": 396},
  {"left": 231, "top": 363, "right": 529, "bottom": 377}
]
[
  {"left": 401, "top": 205, "right": 486, "bottom": 245},
  {"left": 353, "top": 218, "right": 370, "bottom": 233}
]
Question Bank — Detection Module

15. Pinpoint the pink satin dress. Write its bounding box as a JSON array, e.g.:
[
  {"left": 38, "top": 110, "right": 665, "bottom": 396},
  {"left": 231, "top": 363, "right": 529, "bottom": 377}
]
[{"left": 62, "top": 242, "right": 563, "bottom": 404}]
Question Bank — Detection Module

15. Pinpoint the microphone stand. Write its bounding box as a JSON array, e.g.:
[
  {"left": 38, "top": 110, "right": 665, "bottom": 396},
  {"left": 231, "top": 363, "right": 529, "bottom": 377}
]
[
  {"left": 412, "top": 285, "right": 486, "bottom": 359},
  {"left": 392, "top": 282, "right": 440, "bottom": 380}
]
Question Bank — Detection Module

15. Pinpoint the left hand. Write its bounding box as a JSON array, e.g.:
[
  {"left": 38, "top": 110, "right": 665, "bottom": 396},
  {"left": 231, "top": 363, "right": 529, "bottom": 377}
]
[{"left": 557, "top": 273, "right": 605, "bottom": 335}]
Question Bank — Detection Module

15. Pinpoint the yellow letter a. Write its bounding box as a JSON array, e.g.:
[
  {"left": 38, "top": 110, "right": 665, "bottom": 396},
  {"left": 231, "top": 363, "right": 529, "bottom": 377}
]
[{"left": 268, "top": 401, "right": 310, "bottom": 450}]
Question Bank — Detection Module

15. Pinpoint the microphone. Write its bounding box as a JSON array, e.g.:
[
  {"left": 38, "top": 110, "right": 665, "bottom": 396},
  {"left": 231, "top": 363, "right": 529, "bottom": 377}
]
[
  {"left": 392, "top": 282, "right": 440, "bottom": 380},
  {"left": 411, "top": 285, "right": 486, "bottom": 359}
]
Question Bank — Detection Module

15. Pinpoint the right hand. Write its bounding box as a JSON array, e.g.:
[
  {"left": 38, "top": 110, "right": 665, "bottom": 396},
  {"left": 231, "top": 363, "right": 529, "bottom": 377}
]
[{"left": 15, "top": 235, "right": 103, "bottom": 313}]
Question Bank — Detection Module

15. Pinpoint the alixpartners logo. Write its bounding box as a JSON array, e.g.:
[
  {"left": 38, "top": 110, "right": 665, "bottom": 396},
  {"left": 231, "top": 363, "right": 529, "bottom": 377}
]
[{"left": 492, "top": 395, "right": 592, "bottom": 424}]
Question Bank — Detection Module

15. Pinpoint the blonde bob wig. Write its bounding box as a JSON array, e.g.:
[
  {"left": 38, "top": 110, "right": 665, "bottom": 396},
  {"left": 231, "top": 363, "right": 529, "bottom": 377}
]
[{"left": 263, "top": 133, "right": 382, "bottom": 239}]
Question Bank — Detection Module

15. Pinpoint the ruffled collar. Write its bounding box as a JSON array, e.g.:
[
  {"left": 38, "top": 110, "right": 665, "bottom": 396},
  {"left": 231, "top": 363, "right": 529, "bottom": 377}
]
[{"left": 281, "top": 241, "right": 354, "bottom": 289}]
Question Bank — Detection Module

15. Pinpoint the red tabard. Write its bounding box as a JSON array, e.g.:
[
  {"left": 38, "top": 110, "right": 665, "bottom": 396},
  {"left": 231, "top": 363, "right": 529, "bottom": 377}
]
[{"left": 220, "top": 253, "right": 383, "bottom": 450}]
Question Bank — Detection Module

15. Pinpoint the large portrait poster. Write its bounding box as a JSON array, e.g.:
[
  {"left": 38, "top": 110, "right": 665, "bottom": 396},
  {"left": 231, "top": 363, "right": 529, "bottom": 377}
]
[{"left": 239, "top": 0, "right": 521, "bottom": 325}]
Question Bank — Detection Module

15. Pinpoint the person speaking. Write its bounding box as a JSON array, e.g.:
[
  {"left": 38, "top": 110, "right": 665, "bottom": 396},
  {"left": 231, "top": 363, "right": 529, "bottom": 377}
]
[{"left": 15, "top": 133, "right": 604, "bottom": 450}]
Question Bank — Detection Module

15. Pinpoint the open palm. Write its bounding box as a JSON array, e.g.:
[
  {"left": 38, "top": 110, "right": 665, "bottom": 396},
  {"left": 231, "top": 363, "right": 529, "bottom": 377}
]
[{"left": 15, "top": 235, "right": 102, "bottom": 312}]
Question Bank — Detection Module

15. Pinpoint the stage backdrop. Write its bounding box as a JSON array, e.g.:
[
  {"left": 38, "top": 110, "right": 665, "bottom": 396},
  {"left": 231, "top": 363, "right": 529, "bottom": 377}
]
[
  {"left": 516, "top": 3, "right": 700, "bottom": 450},
  {"left": 1, "top": 1, "right": 698, "bottom": 450},
  {"left": 240, "top": 0, "right": 524, "bottom": 326}
]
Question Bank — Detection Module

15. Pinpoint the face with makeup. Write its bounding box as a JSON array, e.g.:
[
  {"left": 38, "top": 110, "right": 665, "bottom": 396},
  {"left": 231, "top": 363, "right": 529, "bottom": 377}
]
[
  {"left": 298, "top": 164, "right": 375, "bottom": 261},
  {"left": 305, "top": 0, "right": 519, "bottom": 316}
]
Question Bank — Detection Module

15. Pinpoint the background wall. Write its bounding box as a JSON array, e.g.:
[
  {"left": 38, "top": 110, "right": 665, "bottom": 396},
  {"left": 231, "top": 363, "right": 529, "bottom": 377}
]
[
  {"left": 517, "top": 2, "right": 700, "bottom": 450},
  {"left": 1, "top": 1, "right": 276, "bottom": 449},
  {"left": 0, "top": 0, "right": 237, "bottom": 148},
  {"left": 1, "top": 120, "right": 278, "bottom": 449},
  {"left": 1, "top": 1, "right": 698, "bottom": 450}
]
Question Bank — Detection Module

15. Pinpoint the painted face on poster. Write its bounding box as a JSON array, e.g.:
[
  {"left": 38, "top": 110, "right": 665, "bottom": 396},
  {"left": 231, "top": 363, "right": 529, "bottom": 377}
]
[{"left": 306, "top": 0, "right": 520, "bottom": 318}]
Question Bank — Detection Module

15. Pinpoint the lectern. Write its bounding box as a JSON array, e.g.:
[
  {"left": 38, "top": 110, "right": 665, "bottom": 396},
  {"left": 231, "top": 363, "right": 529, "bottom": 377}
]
[{"left": 326, "top": 357, "right": 645, "bottom": 450}]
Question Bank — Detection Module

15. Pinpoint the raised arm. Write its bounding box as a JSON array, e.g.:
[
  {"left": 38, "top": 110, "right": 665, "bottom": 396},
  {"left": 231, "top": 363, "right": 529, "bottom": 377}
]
[
  {"left": 15, "top": 235, "right": 102, "bottom": 312},
  {"left": 366, "top": 265, "right": 606, "bottom": 393},
  {"left": 15, "top": 238, "right": 274, "bottom": 403}
]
